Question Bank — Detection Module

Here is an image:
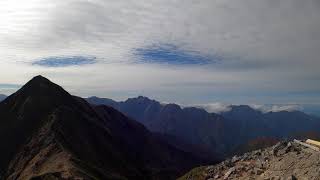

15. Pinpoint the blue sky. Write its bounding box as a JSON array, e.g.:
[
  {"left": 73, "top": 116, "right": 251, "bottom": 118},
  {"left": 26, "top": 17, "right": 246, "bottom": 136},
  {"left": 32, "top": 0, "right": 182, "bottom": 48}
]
[{"left": 0, "top": 0, "right": 319, "bottom": 114}]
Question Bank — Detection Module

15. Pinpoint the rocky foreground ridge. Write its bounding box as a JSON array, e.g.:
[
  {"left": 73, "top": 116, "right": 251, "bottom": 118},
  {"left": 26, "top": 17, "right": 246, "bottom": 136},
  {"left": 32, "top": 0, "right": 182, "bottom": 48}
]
[{"left": 179, "top": 140, "right": 320, "bottom": 180}]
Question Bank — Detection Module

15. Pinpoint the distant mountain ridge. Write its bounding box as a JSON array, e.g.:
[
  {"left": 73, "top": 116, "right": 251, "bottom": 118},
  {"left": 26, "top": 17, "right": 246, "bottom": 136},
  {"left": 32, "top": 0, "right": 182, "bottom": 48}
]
[
  {"left": 0, "top": 76, "right": 209, "bottom": 180},
  {"left": 87, "top": 96, "right": 320, "bottom": 155},
  {"left": 87, "top": 96, "right": 232, "bottom": 153},
  {"left": 0, "top": 94, "right": 7, "bottom": 101}
]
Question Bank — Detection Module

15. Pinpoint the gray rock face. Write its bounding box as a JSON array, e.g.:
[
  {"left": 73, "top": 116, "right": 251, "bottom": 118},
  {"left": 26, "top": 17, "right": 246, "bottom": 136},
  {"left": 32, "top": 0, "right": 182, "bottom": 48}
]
[{"left": 179, "top": 140, "right": 320, "bottom": 180}]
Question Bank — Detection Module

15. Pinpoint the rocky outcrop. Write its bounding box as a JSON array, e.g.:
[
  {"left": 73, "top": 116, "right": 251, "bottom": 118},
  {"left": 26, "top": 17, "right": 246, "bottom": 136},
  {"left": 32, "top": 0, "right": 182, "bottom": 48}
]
[{"left": 179, "top": 140, "right": 320, "bottom": 180}]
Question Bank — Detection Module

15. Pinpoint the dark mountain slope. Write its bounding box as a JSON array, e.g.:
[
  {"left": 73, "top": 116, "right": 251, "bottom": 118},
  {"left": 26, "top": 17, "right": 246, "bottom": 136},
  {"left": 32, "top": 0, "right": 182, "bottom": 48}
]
[
  {"left": 0, "top": 76, "right": 207, "bottom": 180},
  {"left": 87, "top": 97, "right": 320, "bottom": 155}
]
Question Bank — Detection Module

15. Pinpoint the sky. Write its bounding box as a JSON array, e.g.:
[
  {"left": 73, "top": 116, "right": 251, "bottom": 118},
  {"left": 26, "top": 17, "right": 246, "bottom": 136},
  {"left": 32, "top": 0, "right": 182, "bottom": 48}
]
[{"left": 0, "top": 0, "right": 320, "bottom": 114}]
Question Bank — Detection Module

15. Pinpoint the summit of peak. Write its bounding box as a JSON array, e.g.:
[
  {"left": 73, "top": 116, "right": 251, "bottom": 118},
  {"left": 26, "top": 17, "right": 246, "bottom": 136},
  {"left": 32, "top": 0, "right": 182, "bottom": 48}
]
[
  {"left": 28, "top": 75, "right": 51, "bottom": 84},
  {"left": 7, "top": 75, "right": 72, "bottom": 104}
]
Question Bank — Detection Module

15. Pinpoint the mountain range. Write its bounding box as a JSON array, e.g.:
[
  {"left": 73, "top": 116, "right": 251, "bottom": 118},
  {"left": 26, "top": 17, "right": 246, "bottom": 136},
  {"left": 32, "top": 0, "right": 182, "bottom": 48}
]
[
  {"left": 1, "top": 76, "right": 320, "bottom": 179},
  {"left": 87, "top": 96, "right": 320, "bottom": 155},
  {"left": 0, "top": 76, "right": 210, "bottom": 180}
]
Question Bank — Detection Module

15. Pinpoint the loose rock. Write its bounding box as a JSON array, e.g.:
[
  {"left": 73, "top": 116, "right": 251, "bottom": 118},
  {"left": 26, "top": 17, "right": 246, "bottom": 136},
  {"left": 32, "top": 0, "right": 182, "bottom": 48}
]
[{"left": 223, "top": 167, "right": 235, "bottom": 179}]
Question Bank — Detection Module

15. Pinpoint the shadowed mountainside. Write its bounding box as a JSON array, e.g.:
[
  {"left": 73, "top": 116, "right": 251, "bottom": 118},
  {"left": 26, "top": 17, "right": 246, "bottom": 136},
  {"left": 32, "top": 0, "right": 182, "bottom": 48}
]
[{"left": 0, "top": 76, "right": 211, "bottom": 180}]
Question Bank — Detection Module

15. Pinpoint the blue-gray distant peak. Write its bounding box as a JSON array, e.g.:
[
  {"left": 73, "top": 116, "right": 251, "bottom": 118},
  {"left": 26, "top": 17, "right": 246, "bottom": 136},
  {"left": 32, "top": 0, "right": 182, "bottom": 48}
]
[{"left": 0, "top": 94, "right": 7, "bottom": 102}]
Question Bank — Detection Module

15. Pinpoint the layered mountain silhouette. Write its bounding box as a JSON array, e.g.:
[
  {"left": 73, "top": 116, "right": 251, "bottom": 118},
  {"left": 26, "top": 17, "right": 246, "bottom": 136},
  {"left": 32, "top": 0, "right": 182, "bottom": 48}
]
[
  {"left": 222, "top": 105, "right": 320, "bottom": 140},
  {"left": 87, "top": 96, "right": 232, "bottom": 153},
  {"left": 0, "top": 76, "right": 210, "bottom": 180},
  {"left": 87, "top": 96, "right": 320, "bottom": 155}
]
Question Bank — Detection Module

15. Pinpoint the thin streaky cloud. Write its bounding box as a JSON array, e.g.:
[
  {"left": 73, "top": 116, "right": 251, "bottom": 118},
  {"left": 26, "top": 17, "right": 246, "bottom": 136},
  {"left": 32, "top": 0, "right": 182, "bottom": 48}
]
[
  {"left": 0, "top": 0, "right": 318, "bottom": 108},
  {"left": 32, "top": 56, "right": 97, "bottom": 67}
]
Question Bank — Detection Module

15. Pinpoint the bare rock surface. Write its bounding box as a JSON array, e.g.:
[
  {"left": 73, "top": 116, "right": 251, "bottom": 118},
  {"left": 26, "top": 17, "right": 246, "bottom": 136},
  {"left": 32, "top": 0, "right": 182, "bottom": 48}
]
[{"left": 179, "top": 140, "right": 320, "bottom": 180}]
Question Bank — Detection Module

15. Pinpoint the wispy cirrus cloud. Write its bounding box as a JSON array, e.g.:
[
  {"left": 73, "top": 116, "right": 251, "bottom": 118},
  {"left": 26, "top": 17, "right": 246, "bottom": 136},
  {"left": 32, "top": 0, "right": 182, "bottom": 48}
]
[
  {"left": 0, "top": 0, "right": 319, "bottom": 107},
  {"left": 134, "top": 44, "right": 220, "bottom": 65},
  {"left": 32, "top": 56, "right": 97, "bottom": 67}
]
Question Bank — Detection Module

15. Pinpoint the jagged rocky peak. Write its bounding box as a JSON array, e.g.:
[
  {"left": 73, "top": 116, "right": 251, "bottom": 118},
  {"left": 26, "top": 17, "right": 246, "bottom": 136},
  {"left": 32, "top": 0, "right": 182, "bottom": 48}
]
[
  {"left": 137, "top": 95, "right": 150, "bottom": 100},
  {"left": 227, "top": 105, "right": 261, "bottom": 113},
  {"left": 163, "top": 103, "right": 182, "bottom": 112},
  {"left": 126, "top": 96, "right": 152, "bottom": 103},
  {"left": 124, "top": 96, "right": 163, "bottom": 108}
]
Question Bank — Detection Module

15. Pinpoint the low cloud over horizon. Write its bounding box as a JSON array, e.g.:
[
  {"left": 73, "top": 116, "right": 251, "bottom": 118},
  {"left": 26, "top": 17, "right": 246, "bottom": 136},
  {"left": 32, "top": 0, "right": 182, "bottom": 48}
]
[{"left": 0, "top": 0, "right": 319, "bottom": 107}]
